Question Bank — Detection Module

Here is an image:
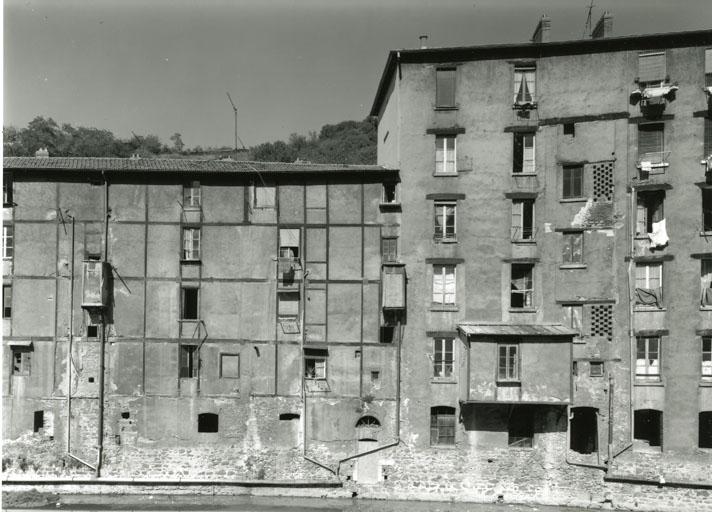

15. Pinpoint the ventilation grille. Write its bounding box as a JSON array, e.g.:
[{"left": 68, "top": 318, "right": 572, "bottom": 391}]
[
  {"left": 592, "top": 161, "right": 614, "bottom": 202},
  {"left": 590, "top": 304, "right": 613, "bottom": 341}
]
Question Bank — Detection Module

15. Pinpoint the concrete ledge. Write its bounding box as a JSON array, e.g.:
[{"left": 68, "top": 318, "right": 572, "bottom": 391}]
[{"left": 2, "top": 477, "right": 343, "bottom": 488}]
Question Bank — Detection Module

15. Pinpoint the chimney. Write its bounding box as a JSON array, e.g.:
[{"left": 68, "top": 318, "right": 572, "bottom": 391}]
[
  {"left": 35, "top": 147, "right": 49, "bottom": 158},
  {"left": 419, "top": 34, "right": 428, "bottom": 49},
  {"left": 531, "top": 15, "right": 551, "bottom": 44},
  {"left": 591, "top": 12, "right": 613, "bottom": 39}
]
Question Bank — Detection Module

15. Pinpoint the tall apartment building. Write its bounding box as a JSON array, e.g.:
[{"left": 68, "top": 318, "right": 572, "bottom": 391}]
[
  {"left": 369, "top": 16, "right": 712, "bottom": 493},
  {"left": 2, "top": 157, "right": 403, "bottom": 481}
]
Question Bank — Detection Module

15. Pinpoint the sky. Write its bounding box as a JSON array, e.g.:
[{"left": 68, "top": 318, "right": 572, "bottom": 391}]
[{"left": 3, "top": 0, "right": 712, "bottom": 149}]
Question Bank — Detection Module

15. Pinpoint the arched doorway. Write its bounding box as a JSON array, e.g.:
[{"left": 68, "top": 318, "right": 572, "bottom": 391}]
[{"left": 353, "top": 415, "right": 381, "bottom": 484}]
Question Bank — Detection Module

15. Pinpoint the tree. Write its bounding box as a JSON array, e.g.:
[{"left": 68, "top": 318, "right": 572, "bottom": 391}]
[{"left": 170, "top": 133, "right": 185, "bottom": 153}]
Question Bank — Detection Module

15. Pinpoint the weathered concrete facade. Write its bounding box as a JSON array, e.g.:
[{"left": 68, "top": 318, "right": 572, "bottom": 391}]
[{"left": 2, "top": 159, "right": 402, "bottom": 483}]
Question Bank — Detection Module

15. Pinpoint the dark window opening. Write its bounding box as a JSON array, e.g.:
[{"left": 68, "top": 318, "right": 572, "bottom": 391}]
[
  {"left": 12, "top": 348, "right": 31, "bottom": 376},
  {"left": 3, "top": 172, "right": 13, "bottom": 207},
  {"left": 513, "top": 132, "right": 535, "bottom": 174},
  {"left": 88, "top": 377, "right": 94, "bottom": 383},
  {"left": 371, "top": 371, "right": 380, "bottom": 382},
  {"left": 430, "top": 406, "right": 456, "bottom": 445},
  {"left": 563, "top": 123, "right": 575, "bottom": 137},
  {"left": 590, "top": 361, "right": 604, "bottom": 377},
  {"left": 700, "top": 411, "right": 712, "bottom": 448},
  {"left": 508, "top": 406, "right": 534, "bottom": 448},
  {"left": 703, "top": 189, "right": 712, "bottom": 232},
  {"left": 87, "top": 325, "right": 98, "bottom": 338},
  {"left": 382, "top": 183, "right": 398, "bottom": 204},
  {"left": 279, "top": 413, "right": 300, "bottom": 421},
  {"left": 181, "top": 287, "right": 199, "bottom": 320},
  {"left": 570, "top": 407, "right": 598, "bottom": 454},
  {"left": 180, "top": 345, "right": 198, "bottom": 378},
  {"left": 380, "top": 326, "right": 395, "bottom": 344},
  {"left": 121, "top": 412, "right": 130, "bottom": 419},
  {"left": 510, "top": 264, "right": 533, "bottom": 308},
  {"left": 198, "top": 412, "right": 218, "bottom": 433},
  {"left": 33, "top": 411, "right": 44, "bottom": 433},
  {"left": 636, "top": 190, "right": 665, "bottom": 236},
  {"left": 511, "top": 199, "right": 534, "bottom": 240},
  {"left": 634, "top": 409, "right": 662, "bottom": 447},
  {"left": 356, "top": 415, "right": 381, "bottom": 427},
  {"left": 572, "top": 361, "right": 579, "bottom": 376},
  {"left": 3, "top": 284, "right": 11, "bottom": 318}
]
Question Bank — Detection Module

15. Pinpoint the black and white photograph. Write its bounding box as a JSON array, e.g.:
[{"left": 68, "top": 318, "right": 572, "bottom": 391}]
[{"left": 2, "top": 1, "right": 712, "bottom": 510}]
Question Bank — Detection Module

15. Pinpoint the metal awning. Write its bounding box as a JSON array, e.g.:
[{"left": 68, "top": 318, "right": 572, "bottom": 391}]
[{"left": 458, "top": 322, "right": 578, "bottom": 337}]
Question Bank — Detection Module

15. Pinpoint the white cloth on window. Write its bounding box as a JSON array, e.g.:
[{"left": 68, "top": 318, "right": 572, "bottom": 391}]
[{"left": 648, "top": 218, "right": 669, "bottom": 248}]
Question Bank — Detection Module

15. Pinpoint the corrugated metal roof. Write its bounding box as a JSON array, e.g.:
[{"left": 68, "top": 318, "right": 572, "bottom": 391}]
[
  {"left": 458, "top": 322, "right": 578, "bottom": 337},
  {"left": 3, "top": 157, "right": 395, "bottom": 174}
]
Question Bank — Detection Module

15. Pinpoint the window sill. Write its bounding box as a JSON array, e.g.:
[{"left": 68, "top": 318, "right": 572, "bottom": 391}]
[
  {"left": 512, "top": 172, "right": 537, "bottom": 177},
  {"left": 509, "top": 308, "right": 537, "bottom": 313},
  {"left": 634, "top": 378, "right": 663, "bottom": 386},
  {"left": 434, "top": 238, "right": 458, "bottom": 244},
  {"left": 180, "top": 259, "right": 202, "bottom": 265},
  {"left": 700, "top": 306, "right": 712, "bottom": 311},
  {"left": 512, "top": 239, "right": 537, "bottom": 245},
  {"left": 633, "top": 306, "right": 666, "bottom": 312},
  {"left": 182, "top": 205, "right": 201, "bottom": 211},
  {"left": 560, "top": 197, "right": 587, "bottom": 203},
  {"left": 434, "top": 106, "right": 459, "bottom": 111},
  {"left": 699, "top": 379, "right": 712, "bottom": 387},
  {"left": 433, "top": 172, "right": 459, "bottom": 177},
  {"left": 431, "top": 379, "right": 457, "bottom": 384},
  {"left": 573, "top": 337, "right": 586, "bottom": 344},
  {"left": 560, "top": 264, "right": 587, "bottom": 270},
  {"left": 430, "top": 305, "right": 459, "bottom": 312},
  {"left": 700, "top": 231, "right": 712, "bottom": 237}
]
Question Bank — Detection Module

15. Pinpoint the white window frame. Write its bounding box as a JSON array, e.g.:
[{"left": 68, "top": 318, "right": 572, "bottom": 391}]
[
  {"left": 435, "top": 135, "right": 457, "bottom": 175},
  {"left": 182, "top": 227, "right": 201, "bottom": 261},
  {"left": 513, "top": 66, "right": 536, "bottom": 104},
  {"left": 432, "top": 264, "right": 456, "bottom": 305},
  {"left": 434, "top": 201, "right": 456, "bottom": 241},
  {"left": 635, "top": 262, "right": 662, "bottom": 293},
  {"left": 522, "top": 133, "right": 535, "bottom": 173},
  {"left": 702, "top": 337, "right": 712, "bottom": 379},
  {"left": 433, "top": 338, "right": 454, "bottom": 378},
  {"left": 510, "top": 264, "right": 534, "bottom": 309},
  {"left": 183, "top": 182, "right": 201, "bottom": 208},
  {"left": 636, "top": 336, "right": 660, "bottom": 379},
  {"left": 305, "top": 356, "right": 326, "bottom": 380},
  {"left": 3, "top": 225, "right": 13, "bottom": 260},
  {"left": 498, "top": 343, "right": 519, "bottom": 381},
  {"left": 511, "top": 199, "right": 535, "bottom": 241}
]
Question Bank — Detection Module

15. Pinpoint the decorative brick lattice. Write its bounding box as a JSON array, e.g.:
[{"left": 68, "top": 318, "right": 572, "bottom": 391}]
[
  {"left": 590, "top": 304, "right": 613, "bottom": 341},
  {"left": 592, "top": 161, "right": 614, "bottom": 202}
]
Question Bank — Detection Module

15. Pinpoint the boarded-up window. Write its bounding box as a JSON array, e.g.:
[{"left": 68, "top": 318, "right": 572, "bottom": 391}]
[
  {"left": 381, "top": 237, "right": 397, "bottom": 263},
  {"left": 254, "top": 185, "right": 276, "bottom": 208},
  {"left": 638, "top": 123, "right": 664, "bottom": 158},
  {"left": 562, "top": 165, "right": 583, "bottom": 199},
  {"left": 382, "top": 265, "right": 405, "bottom": 309},
  {"left": 436, "top": 68, "right": 456, "bottom": 108},
  {"left": 638, "top": 52, "right": 666, "bottom": 85},
  {"left": 220, "top": 354, "right": 240, "bottom": 379}
]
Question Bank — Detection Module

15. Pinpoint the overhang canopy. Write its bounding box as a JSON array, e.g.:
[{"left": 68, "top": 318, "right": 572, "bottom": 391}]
[{"left": 458, "top": 322, "right": 577, "bottom": 337}]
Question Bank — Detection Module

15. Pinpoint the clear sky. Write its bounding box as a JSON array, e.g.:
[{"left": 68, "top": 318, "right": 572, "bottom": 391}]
[{"left": 3, "top": 0, "right": 711, "bottom": 149}]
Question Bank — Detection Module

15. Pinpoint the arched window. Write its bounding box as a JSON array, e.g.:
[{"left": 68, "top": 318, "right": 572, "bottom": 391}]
[
  {"left": 198, "top": 413, "right": 219, "bottom": 433},
  {"left": 355, "top": 415, "right": 381, "bottom": 428}
]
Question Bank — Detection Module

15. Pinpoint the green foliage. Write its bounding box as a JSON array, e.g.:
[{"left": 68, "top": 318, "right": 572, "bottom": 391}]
[{"left": 251, "top": 118, "right": 376, "bottom": 164}]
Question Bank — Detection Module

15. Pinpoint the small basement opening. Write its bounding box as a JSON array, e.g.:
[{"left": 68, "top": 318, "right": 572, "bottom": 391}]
[
  {"left": 279, "top": 413, "right": 300, "bottom": 421},
  {"left": 198, "top": 413, "right": 219, "bottom": 433},
  {"left": 570, "top": 407, "right": 598, "bottom": 454},
  {"left": 634, "top": 409, "right": 662, "bottom": 448},
  {"left": 700, "top": 411, "right": 712, "bottom": 449},
  {"left": 33, "top": 411, "right": 44, "bottom": 433}
]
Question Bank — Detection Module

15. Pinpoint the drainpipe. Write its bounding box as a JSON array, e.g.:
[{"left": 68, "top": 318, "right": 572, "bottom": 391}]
[{"left": 95, "top": 173, "right": 110, "bottom": 477}]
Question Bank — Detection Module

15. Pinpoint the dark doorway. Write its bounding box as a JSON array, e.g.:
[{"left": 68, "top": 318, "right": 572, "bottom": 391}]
[
  {"left": 508, "top": 406, "right": 534, "bottom": 447},
  {"left": 33, "top": 410, "right": 44, "bottom": 433},
  {"left": 634, "top": 409, "right": 662, "bottom": 447},
  {"left": 198, "top": 413, "right": 218, "bottom": 433},
  {"left": 570, "top": 407, "right": 598, "bottom": 454},
  {"left": 700, "top": 412, "right": 712, "bottom": 449}
]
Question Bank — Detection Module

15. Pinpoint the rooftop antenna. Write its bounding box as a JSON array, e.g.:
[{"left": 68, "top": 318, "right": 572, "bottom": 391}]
[
  {"left": 583, "top": 0, "right": 595, "bottom": 38},
  {"left": 226, "top": 92, "right": 246, "bottom": 156}
]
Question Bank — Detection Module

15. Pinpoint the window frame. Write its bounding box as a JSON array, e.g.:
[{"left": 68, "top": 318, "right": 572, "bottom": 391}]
[
  {"left": 219, "top": 353, "right": 240, "bottom": 379},
  {"left": 11, "top": 347, "right": 31, "bottom": 376},
  {"left": 511, "top": 199, "right": 535, "bottom": 241},
  {"left": 562, "top": 165, "right": 584, "bottom": 199},
  {"left": 498, "top": 343, "right": 520, "bottom": 382},
  {"left": 636, "top": 336, "right": 661, "bottom": 380},
  {"left": 435, "top": 67, "right": 457, "bottom": 109},
  {"left": 433, "top": 201, "right": 457, "bottom": 242},
  {"left": 703, "top": 189, "right": 712, "bottom": 233},
  {"left": 435, "top": 135, "right": 457, "bottom": 175},
  {"left": 562, "top": 231, "right": 584, "bottom": 265},
  {"left": 430, "top": 406, "right": 456, "bottom": 446},
  {"left": 635, "top": 262, "right": 663, "bottom": 303},
  {"left": 381, "top": 182, "right": 399, "bottom": 204},
  {"left": 182, "top": 226, "right": 201, "bottom": 261},
  {"left": 182, "top": 181, "right": 201, "bottom": 208},
  {"left": 513, "top": 133, "right": 536, "bottom": 174},
  {"left": 180, "top": 286, "right": 199, "bottom": 320},
  {"left": 3, "top": 284, "right": 11, "bottom": 319},
  {"left": 3, "top": 225, "right": 13, "bottom": 260},
  {"left": 304, "top": 355, "right": 327, "bottom": 380},
  {"left": 513, "top": 65, "right": 536, "bottom": 106},
  {"left": 179, "top": 344, "right": 198, "bottom": 379},
  {"left": 279, "top": 228, "right": 301, "bottom": 260},
  {"left": 381, "top": 236, "right": 398, "bottom": 264},
  {"left": 433, "top": 337, "right": 454, "bottom": 379},
  {"left": 702, "top": 337, "right": 712, "bottom": 379},
  {"left": 510, "top": 263, "right": 534, "bottom": 309},
  {"left": 590, "top": 361, "right": 604, "bottom": 377},
  {"left": 3, "top": 172, "right": 12, "bottom": 207},
  {"left": 637, "top": 51, "right": 667, "bottom": 88},
  {"left": 562, "top": 304, "right": 583, "bottom": 336},
  {"left": 432, "top": 264, "right": 456, "bottom": 306},
  {"left": 636, "top": 190, "right": 665, "bottom": 236}
]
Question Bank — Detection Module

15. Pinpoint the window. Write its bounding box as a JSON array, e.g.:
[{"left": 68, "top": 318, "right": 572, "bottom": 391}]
[
  {"left": 278, "top": 290, "right": 299, "bottom": 319},
  {"left": 3, "top": 225, "right": 13, "bottom": 259},
  {"left": 638, "top": 123, "right": 664, "bottom": 166},
  {"left": 3, "top": 285, "right": 11, "bottom": 318},
  {"left": 562, "top": 232, "right": 583, "bottom": 264},
  {"left": 254, "top": 184, "right": 276, "bottom": 209},
  {"left": 638, "top": 52, "right": 666, "bottom": 87},
  {"left": 590, "top": 361, "right": 604, "bottom": 377},
  {"left": 510, "top": 264, "right": 533, "bottom": 308},
  {"left": 706, "top": 49, "right": 712, "bottom": 87},
  {"left": 703, "top": 189, "right": 712, "bottom": 232},
  {"left": 381, "top": 237, "right": 398, "bottom": 263},
  {"left": 3, "top": 172, "right": 12, "bottom": 207},
  {"left": 511, "top": 199, "right": 534, "bottom": 240},
  {"left": 498, "top": 343, "right": 519, "bottom": 381},
  {"left": 382, "top": 182, "right": 399, "bottom": 204},
  {"left": 435, "top": 135, "right": 456, "bottom": 174},
  {"left": 508, "top": 406, "right": 534, "bottom": 448},
  {"left": 183, "top": 181, "right": 201, "bottom": 208},
  {"left": 430, "top": 406, "right": 455, "bottom": 445},
  {"left": 701, "top": 260, "right": 712, "bottom": 307},
  {"left": 182, "top": 227, "right": 201, "bottom": 260},
  {"left": 636, "top": 336, "right": 660, "bottom": 379},
  {"left": 636, "top": 190, "right": 664, "bottom": 236},
  {"left": 198, "top": 413, "right": 218, "bottom": 433},
  {"left": 433, "top": 202, "right": 456, "bottom": 241},
  {"left": 370, "top": 370, "right": 380, "bottom": 383},
  {"left": 179, "top": 345, "right": 198, "bottom": 378},
  {"left": 702, "top": 337, "right": 712, "bottom": 379},
  {"left": 513, "top": 133, "right": 535, "bottom": 174},
  {"left": 181, "top": 287, "right": 199, "bottom": 320},
  {"left": 433, "top": 338, "right": 454, "bottom": 378},
  {"left": 634, "top": 263, "right": 662, "bottom": 307},
  {"left": 435, "top": 68, "right": 456, "bottom": 108},
  {"left": 305, "top": 355, "right": 326, "bottom": 379},
  {"left": 279, "top": 229, "right": 300, "bottom": 259},
  {"left": 33, "top": 411, "right": 44, "bottom": 433},
  {"left": 700, "top": 412, "right": 712, "bottom": 449},
  {"left": 562, "top": 304, "right": 583, "bottom": 334},
  {"left": 562, "top": 165, "right": 583, "bottom": 199},
  {"left": 563, "top": 123, "right": 575, "bottom": 137},
  {"left": 705, "top": 118, "right": 712, "bottom": 158},
  {"left": 11, "top": 347, "right": 31, "bottom": 376},
  {"left": 432, "top": 265, "right": 456, "bottom": 306},
  {"left": 513, "top": 65, "right": 536, "bottom": 106},
  {"left": 220, "top": 354, "right": 240, "bottom": 379}
]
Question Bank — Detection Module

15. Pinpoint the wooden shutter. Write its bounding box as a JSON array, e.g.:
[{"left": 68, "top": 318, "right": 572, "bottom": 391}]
[
  {"left": 638, "top": 124, "right": 663, "bottom": 156},
  {"left": 638, "top": 52, "right": 666, "bottom": 83}
]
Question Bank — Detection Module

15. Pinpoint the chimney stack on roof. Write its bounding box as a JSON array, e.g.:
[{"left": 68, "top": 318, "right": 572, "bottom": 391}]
[
  {"left": 35, "top": 147, "right": 49, "bottom": 158},
  {"left": 531, "top": 15, "right": 551, "bottom": 44},
  {"left": 591, "top": 12, "right": 613, "bottom": 39},
  {"left": 419, "top": 34, "right": 429, "bottom": 49}
]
